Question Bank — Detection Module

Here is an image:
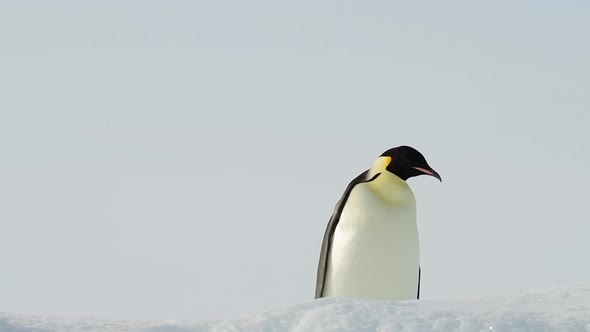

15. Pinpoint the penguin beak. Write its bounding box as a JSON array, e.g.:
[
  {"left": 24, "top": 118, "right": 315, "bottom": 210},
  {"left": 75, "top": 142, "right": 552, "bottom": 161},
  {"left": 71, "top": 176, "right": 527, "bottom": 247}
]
[{"left": 412, "top": 166, "right": 442, "bottom": 182}]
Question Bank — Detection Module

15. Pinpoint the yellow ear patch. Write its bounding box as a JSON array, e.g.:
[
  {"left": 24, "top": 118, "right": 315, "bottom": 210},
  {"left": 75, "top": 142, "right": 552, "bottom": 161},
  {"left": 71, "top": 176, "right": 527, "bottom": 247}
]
[
  {"left": 371, "top": 156, "right": 392, "bottom": 172},
  {"left": 367, "top": 156, "right": 414, "bottom": 205}
]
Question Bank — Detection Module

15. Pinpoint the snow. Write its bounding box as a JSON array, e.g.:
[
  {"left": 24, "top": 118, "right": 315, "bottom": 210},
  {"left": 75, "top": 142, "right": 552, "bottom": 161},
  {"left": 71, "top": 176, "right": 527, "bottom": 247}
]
[{"left": 1, "top": 283, "right": 589, "bottom": 332}]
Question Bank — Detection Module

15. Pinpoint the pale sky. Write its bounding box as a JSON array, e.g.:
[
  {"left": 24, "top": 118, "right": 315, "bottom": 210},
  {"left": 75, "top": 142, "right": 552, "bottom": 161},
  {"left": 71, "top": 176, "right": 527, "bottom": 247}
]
[{"left": 1, "top": 1, "right": 589, "bottom": 321}]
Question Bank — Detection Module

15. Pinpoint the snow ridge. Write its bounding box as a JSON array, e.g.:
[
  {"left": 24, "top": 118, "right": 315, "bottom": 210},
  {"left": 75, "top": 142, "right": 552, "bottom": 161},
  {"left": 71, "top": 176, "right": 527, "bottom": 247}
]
[{"left": 1, "top": 283, "right": 589, "bottom": 332}]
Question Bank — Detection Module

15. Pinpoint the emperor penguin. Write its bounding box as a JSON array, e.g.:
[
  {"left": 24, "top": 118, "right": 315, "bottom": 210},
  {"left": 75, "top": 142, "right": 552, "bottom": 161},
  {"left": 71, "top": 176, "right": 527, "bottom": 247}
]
[{"left": 315, "top": 146, "right": 441, "bottom": 300}]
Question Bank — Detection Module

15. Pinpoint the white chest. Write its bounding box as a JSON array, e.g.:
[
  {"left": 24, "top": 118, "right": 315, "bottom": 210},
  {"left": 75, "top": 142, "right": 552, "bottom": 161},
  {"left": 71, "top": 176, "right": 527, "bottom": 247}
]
[{"left": 323, "top": 180, "right": 420, "bottom": 300}]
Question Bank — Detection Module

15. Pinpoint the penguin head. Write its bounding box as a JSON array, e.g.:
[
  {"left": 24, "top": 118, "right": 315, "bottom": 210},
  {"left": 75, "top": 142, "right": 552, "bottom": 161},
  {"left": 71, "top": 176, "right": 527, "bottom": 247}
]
[{"left": 377, "top": 146, "right": 441, "bottom": 182}]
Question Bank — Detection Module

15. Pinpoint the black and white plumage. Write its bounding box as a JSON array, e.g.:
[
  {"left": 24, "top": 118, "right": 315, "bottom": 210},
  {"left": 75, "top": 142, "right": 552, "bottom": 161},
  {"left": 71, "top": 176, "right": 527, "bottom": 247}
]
[{"left": 315, "top": 146, "right": 440, "bottom": 300}]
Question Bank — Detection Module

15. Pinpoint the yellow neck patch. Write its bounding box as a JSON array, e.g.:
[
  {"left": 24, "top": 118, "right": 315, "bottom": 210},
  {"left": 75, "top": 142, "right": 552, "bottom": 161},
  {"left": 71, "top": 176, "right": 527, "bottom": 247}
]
[
  {"left": 367, "top": 156, "right": 415, "bottom": 206},
  {"left": 369, "top": 156, "right": 391, "bottom": 176}
]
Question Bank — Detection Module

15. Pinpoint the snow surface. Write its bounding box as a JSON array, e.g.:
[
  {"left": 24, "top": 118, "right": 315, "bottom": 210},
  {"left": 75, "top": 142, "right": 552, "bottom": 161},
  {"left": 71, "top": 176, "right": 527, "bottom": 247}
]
[{"left": 1, "top": 283, "right": 589, "bottom": 332}]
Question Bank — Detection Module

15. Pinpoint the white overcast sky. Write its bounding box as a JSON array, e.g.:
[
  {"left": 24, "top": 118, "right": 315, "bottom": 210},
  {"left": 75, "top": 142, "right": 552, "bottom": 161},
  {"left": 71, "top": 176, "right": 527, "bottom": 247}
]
[{"left": 1, "top": 1, "right": 589, "bottom": 321}]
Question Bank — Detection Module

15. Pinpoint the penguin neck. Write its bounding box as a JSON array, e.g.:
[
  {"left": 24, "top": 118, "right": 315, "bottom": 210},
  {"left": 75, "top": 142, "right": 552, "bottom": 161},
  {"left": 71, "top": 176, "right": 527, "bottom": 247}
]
[{"left": 367, "top": 165, "right": 415, "bottom": 207}]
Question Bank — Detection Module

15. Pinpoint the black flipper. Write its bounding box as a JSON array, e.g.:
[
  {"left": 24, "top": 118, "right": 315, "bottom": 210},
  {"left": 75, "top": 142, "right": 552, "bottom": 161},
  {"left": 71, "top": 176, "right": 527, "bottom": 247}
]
[
  {"left": 314, "top": 170, "right": 380, "bottom": 299},
  {"left": 417, "top": 266, "right": 421, "bottom": 299}
]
